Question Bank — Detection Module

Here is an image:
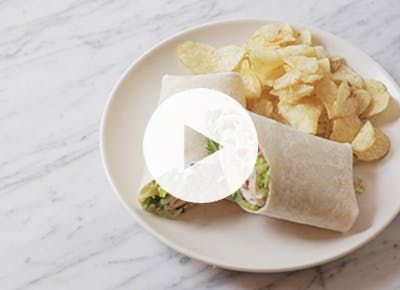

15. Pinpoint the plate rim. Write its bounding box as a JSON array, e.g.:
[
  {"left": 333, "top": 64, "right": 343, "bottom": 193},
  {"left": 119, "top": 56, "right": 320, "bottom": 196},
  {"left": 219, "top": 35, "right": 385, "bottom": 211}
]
[{"left": 100, "top": 18, "right": 400, "bottom": 272}]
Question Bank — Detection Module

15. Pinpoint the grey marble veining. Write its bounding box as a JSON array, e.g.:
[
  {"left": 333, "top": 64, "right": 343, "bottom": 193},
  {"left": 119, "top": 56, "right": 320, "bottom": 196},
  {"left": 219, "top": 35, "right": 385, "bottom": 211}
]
[{"left": 0, "top": 0, "right": 399, "bottom": 289}]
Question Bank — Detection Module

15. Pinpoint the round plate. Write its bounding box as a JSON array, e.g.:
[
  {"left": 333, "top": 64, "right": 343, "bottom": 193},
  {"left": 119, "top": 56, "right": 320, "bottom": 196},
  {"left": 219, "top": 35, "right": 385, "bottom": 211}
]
[{"left": 100, "top": 19, "right": 400, "bottom": 272}]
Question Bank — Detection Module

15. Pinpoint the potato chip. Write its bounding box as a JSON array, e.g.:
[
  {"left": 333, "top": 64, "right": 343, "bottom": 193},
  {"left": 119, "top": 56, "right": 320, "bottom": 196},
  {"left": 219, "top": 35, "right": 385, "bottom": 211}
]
[
  {"left": 273, "top": 70, "right": 301, "bottom": 89},
  {"left": 278, "top": 97, "right": 322, "bottom": 134},
  {"left": 247, "top": 97, "right": 274, "bottom": 118},
  {"left": 271, "top": 107, "right": 288, "bottom": 124},
  {"left": 329, "top": 114, "right": 362, "bottom": 143},
  {"left": 332, "top": 81, "right": 358, "bottom": 118},
  {"left": 298, "top": 29, "right": 312, "bottom": 45},
  {"left": 344, "top": 98, "right": 358, "bottom": 118},
  {"left": 337, "top": 80, "right": 351, "bottom": 98},
  {"left": 261, "top": 89, "right": 280, "bottom": 102},
  {"left": 313, "top": 46, "right": 330, "bottom": 59},
  {"left": 333, "top": 81, "right": 350, "bottom": 114},
  {"left": 277, "top": 44, "right": 315, "bottom": 58},
  {"left": 317, "top": 109, "right": 331, "bottom": 137},
  {"left": 258, "top": 91, "right": 286, "bottom": 122},
  {"left": 271, "top": 83, "right": 314, "bottom": 103},
  {"left": 217, "top": 45, "right": 246, "bottom": 72},
  {"left": 284, "top": 56, "right": 319, "bottom": 74},
  {"left": 330, "top": 56, "right": 343, "bottom": 72},
  {"left": 245, "top": 34, "right": 280, "bottom": 52},
  {"left": 351, "top": 120, "right": 375, "bottom": 152},
  {"left": 248, "top": 48, "right": 283, "bottom": 86},
  {"left": 332, "top": 64, "right": 364, "bottom": 88},
  {"left": 177, "top": 42, "right": 245, "bottom": 74},
  {"left": 315, "top": 77, "right": 337, "bottom": 118},
  {"left": 301, "top": 74, "right": 323, "bottom": 83},
  {"left": 362, "top": 79, "right": 390, "bottom": 117},
  {"left": 354, "top": 128, "right": 390, "bottom": 161},
  {"left": 263, "top": 66, "right": 286, "bottom": 87},
  {"left": 178, "top": 41, "right": 219, "bottom": 74},
  {"left": 352, "top": 89, "right": 372, "bottom": 115},
  {"left": 246, "top": 23, "right": 296, "bottom": 50},
  {"left": 317, "top": 58, "right": 331, "bottom": 74},
  {"left": 240, "top": 59, "right": 262, "bottom": 98}
]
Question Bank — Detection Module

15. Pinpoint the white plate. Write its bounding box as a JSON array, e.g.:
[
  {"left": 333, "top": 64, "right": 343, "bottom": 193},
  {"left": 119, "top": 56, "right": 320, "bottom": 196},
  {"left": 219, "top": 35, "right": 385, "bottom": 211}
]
[{"left": 100, "top": 19, "right": 400, "bottom": 272}]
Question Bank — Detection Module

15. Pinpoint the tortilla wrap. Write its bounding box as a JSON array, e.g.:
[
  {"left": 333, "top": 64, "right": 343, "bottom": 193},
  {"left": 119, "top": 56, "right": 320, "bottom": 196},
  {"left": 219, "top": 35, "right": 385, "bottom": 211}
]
[
  {"left": 249, "top": 112, "right": 359, "bottom": 232},
  {"left": 141, "top": 72, "right": 359, "bottom": 232}
]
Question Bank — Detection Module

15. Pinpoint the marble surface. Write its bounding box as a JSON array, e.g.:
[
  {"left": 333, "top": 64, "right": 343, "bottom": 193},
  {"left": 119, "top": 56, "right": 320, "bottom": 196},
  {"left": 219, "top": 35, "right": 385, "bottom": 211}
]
[{"left": 1, "top": 0, "right": 399, "bottom": 289}]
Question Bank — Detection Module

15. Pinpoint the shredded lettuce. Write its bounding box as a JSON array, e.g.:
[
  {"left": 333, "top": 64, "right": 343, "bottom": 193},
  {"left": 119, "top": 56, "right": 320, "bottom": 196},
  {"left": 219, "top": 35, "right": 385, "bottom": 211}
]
[
  {"left": 232, "top": 190, "right": 261, "bottom": 211},
  {"left": 233, "top": 154, "right": 270, "bottom": 212},
  {"left": 255, "top": 156, "right": 270, "bottom": 190},
  {"left": 139, "top": 181, "right": 192, "bottom": 218},
  {"left": 206, "top": 139, "right": 220, "bottom": 154}
]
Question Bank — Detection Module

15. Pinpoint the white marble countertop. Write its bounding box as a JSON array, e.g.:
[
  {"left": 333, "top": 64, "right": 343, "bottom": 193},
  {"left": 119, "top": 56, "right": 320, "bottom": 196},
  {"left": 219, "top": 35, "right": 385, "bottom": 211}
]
[{"left": 1, "top": 0, "right": 399, "bottom": 289}]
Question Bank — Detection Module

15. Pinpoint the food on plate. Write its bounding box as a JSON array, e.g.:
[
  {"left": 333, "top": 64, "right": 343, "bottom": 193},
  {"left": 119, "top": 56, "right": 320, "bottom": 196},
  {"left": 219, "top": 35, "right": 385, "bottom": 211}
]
[
  {"left": 138, "top": 23, "right": 393, "bottom": 232},
  {"left": 351, "top": 120, "right": 376, "bottom": 152},
  {"left": 239, "top": 59, "right": 262, "bottom": 98},
  {"left": 177, "top": 41, "right": 244, "bottom": 74},
  {"left": 246, "top": 97, "right": 275, "bottom": 118},
  {"left": 329, "top": 114, "right": 363, "bottom": 143},
  {"left": 177, "top": 22, "right": 391, "bottom": 161},
  {"left": 277, "top": 96, "right": 323, "bottom": 135},
  {"left": 206, "top": 139, "right": 271, "bottom": 212},
  {"left": 332, "top": 81, "right": 357, "bottom": 118},
  {"left": 139, "top": 72, "right": 360, "bottom": 232},
  {"left": 139, "top": 73, "right": 243, "bottom": 218},
  {"left": 353, "top": 89, "right": 372, "bottom": 115},
  {"left": 139, "top": 180, "right": 193, "bottom": 218},
  {"left": 332, "top": 64, "right": 364, "bottom": 89},
  {"left": 352, "top": 121, "right": 390, "bottom": 161},
  {"left": 242, "top": 112, "right": 358, "bottom": 232},
  {"left": 362, "top": 79, "right": 391, "bottom": 117},
  {"left": 329, "top": 56, "right": 343, "bottom": 72}
]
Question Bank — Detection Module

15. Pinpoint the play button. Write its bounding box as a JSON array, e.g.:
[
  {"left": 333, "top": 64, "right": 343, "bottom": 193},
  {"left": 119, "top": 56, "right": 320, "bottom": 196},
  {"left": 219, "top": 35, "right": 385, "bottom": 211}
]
[{"left": 143, "top": 88, "right": 258, "bottom": 203}]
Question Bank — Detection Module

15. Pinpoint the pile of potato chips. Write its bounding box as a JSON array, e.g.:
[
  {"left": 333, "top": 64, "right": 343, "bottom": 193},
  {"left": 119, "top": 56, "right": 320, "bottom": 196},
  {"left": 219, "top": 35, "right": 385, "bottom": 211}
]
[{"left": 178, "top": 23, "right": 391, "bottom": 161}]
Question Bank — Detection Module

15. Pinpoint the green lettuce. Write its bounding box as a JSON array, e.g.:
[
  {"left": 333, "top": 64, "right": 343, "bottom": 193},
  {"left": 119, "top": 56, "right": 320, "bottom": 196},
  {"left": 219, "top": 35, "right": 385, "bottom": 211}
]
[{"left": 139, "top": 181, "right": 192, "bottom": 218}]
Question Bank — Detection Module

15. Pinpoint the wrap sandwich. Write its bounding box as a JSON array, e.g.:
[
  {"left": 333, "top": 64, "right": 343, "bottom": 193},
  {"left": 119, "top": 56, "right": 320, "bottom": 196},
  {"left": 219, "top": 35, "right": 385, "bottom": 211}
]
[{"left": 139, "top": 72, "right": 359, "bottom": 232}]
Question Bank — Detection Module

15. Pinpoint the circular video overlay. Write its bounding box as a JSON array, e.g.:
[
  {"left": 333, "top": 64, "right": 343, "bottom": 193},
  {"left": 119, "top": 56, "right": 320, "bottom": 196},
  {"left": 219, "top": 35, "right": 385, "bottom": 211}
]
[{"left": 143, "top": 88, "right": 258, "bottom": 203}]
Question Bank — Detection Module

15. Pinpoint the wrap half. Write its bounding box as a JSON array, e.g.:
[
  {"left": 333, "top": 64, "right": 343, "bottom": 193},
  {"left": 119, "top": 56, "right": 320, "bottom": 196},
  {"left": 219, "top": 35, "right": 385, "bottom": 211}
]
[
  {"left": 139, "top": 73, "right": 244, "bottom": 217},
  {"left": 244, "top": 113, "right": 359, "bottom": 232},
  {"left": 139, "top": 72, "right": 359, "bottom": 232}
]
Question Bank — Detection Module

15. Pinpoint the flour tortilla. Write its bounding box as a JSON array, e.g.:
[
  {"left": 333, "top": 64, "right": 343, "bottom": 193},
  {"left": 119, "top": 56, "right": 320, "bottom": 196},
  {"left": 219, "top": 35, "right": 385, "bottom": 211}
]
[
  {"left": 250, "top": 113, "right": 359, "bottom": 232},
  {"left": 141, "top": 72, "right": 359, "bottom": 232}
]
